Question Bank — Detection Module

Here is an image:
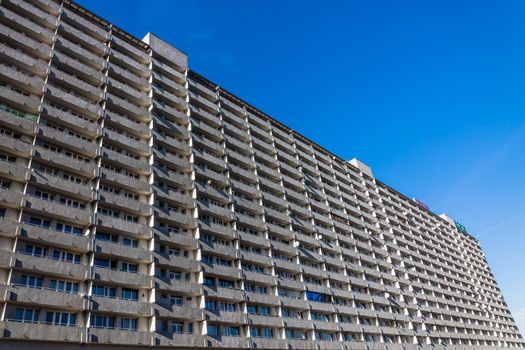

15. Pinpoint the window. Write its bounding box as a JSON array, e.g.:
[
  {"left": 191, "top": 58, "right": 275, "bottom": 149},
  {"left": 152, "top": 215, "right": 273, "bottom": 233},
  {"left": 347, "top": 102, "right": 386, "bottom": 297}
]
[
  {"left": 19, "top": 275, "right": 43, "bottom": 288},
  {"left": 218, "top": 279, "right": 234, "bottom": 289},
  {"left": 123, "top": 238, "right": 138, "bottom": 248},
  {"left": 46, "top": 312, "right": 76, "bottom": 326},
  {"left": 247, "top": 305, "right": 257, "bottom": 314},
  {"left": 50, "top": 280, "right": 79, "bottom": 293},
  {"left": 24, "top": 244, "right": 46, "bottom": 257},
  {"left": 122, "top": 288, "right": 138, "bottom": 301},
  {"left": 171, "top": 322, "right": 183, "bottom": 334},
  {"left": 222, "top": 325, "right": 239, "bottom": 337},
  {"left": 52, "top": 250, "right": 80, "bottom": 264},
  {"left": 263, "top": 328, "right": 274, "bottom": 339},
  {"left": 121, "top": 318, "right": 137, "bottom": 331},
  {"left": 170, "top": 296, "right": 183, "bottom": 306},
  {"left": 220, "top": 302, "right": 236, "bottom": 312},
  {"left": 56, "top": 223, "right": 83, "bottom": 235},
  {"left": 29, "top": 216, "right": 50, "bottom": 228},
  {"left": 15, "top": 308, "right": 39, "bottom": 323},
  {"left": 203, "top": 277, "right": 215, "bottom": 286},
  {"left": 92, "top": 285, "right": 116, "bottom": 298},
  {"left": 285, "top": 329, "right": 306, "bottom": 340},
  {"left": 121, "top": 262, "right": 138, "bottom": 273},
  {"left": 91, "top": 315, "right": 115, "bottom": 329},
  {"left": 205, "top": 300, "right": 217, "bottom": 310},
  {"left": 207, "top": 324, "right": 218, "bottom": 336}
]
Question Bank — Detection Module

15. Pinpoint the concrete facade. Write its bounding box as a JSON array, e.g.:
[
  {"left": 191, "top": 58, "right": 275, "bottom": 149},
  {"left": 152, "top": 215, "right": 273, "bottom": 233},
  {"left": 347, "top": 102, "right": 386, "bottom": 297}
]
[{"left": 0, "top": 0, "right": 523, "bottom": 349}]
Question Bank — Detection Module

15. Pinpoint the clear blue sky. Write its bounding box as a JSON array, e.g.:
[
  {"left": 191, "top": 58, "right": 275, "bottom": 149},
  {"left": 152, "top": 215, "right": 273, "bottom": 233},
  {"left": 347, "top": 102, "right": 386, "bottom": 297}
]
[{"left": 78, "top": 0, "right": 525, "bottom": 332}]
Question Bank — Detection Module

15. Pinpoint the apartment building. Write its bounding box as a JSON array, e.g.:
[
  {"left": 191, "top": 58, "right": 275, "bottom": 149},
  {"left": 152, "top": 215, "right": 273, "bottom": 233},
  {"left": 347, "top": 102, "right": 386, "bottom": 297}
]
[{"left": 0, "top": 0, "right": 522, "bottom": 349}]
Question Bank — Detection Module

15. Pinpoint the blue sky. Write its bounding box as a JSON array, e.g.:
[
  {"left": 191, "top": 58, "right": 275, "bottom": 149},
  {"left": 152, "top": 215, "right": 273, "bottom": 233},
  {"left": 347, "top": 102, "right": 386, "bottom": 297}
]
[{"left": 78, "top": 0, "right": 525, "bottom": 331}]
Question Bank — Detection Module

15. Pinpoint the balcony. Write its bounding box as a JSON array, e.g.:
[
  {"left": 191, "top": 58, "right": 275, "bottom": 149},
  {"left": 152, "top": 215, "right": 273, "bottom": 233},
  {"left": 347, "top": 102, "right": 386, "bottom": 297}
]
[
  {"left": 91, "top": 295, "right": 151, "bottom": 316},
  {"left": 108, "top": 62, "right": 149, "bottom": 92},
  {"left": 206, "top": 336, "right": 250, "bottom": 349},
  {"left": 46, "top": 85, "right": 101, "bottom": 118},
  {"left": 94, "top": 239, "right": 151, "bottom": 262},
  {"left": 107, "top": 76, "right": 149, "bottom": 106},
  {"left": 223, "top": 120, "right": 249, "bottom": 142},
  {"left": 48, "top": 68, "right": 102, "bottom": 103},
  {"left": 264, "top": 207, "right": 289, "bottom": 224},
  {"left": 154, "top": 228, "right": 197, "bottom": 248},
  {"left": 99, "top": 169, "right": 150, "bottom": 194},
  {"left": 154, "top": 333, "right": 206, "bottom": 347},
  {"left": 154, "top": 277, "right": 201, "bottom": 295},
  {"left": 247, "top": 314, "right": 283, "bottom": 328},
  {"left": 101, "top": 148, "right": 150, "bottom": 175},
  {"left": 0, "top": 23, "right": 50, "bottom": 59},
  {"left": 36, "top": 124, "right": 98, "bottom": 156},
  {"left": 96, "top": 215, "right": 151, "bottom": 238},
  {"left": 242, "top": 271, "right": 275, "bottom": 285},
  {"left": 277, "top": 277, "right": 304, "bottom": 291},
  {"left": 110, "top": 48, "right": 149, "bottom": 78},
  {"left": 153, "top": 86, "right": 187, "bottom": 111},
  {"left": 220, "top": 96, "right": 245, "bottom": 117},
  {"left": 0, "top": 249, "right": 13, "bottom": 268},
  {"left": 0, "top": 42, "right": 48, "bottom": 76},
  {"left": 0, "top": 217, "right": 18, "bottom": 238},
  {"left": 88, "top": 327, "right": 151, "bottom": 345},
  {"left": 240, "top": 251, "right": 272, "bottom": 266},
  {"left": 19, "top": 223, "right": 90, "bottom": 252},
  {"left": 155, "top": 169, "right": 193, "bottom": 191},
  {"left": 98, "top": 191, "right": 150, "bottom": 215},
  {"left": 230, "top": 179, "right": 259, "bottom": 198},
  {"left": 62, "top": 8, "right": 108, "bottom": 41},
  {"left": 55, "top": 36, "right": 105, "bottom": 70},
  {"left": 92, "top": 266, "right": 151, "bottom": 288},
  {"left": 154, "top": 59, "right": 185, "bottom": 83},
  {"left": 190, "top": 92, "right": 219, "bottom": 114},
  {"left": 197, "top": 201, "right": 233, "bottom": 221},
  {"left": 201, "top": 263, "right": 241, "bottom": 279},
  {"left": 0, "top": 85, "right": 40, "bottom": 115},
  {"left": 24, "top": 195, "right": 91, "bottom": 225},
  {"left": 0, "top": 62, "right": 44, "bottom": 94},
  {"left": 0, "top": 188, "right": 24, "bottom": 209},
  {"left": 0, "top": 134, "right": 32, "bottom": 158},
  {"left": 105, "top": 110, "right": 150, "bottom": 138},
  {"left": 190, "top": 104, "right": 220, "bottom": 128},
  {"left": 200, "top": 241, "right": 237, "bottom": 258},
  {"left": 195, "top": 182, "right": 230, "bottom": 203},
  {"left": 155, "top": 300, "right": 202, "bottom": 319},
  {"left": 282, "top": 318, "right": 312, "bottom": 330},
  {"left": 193, "top": 148, "right": 227, "bottom": 170},
  {"left": 58, "top": 22, "right": 106, "bottom": 54},
  {"left": 111, "top": 35, "right": 150, "bottom": 65},
  {"left": 266, "top": 222, "right": 292, "bottom": 239},
  {"left": 198, "top": 220, "right": 235, "bottom": 239},
  {"left": 153, "top": 70, "right": 186, "bottom": 97},
  {"left": 41, "top": 103, "right": 99, "bottom": 137},
  {"left": 13, "top": 252, "right": 88, "bottom": 280},
  {"left": 229, "top": 164, "right": 255, "bottom": 182},
  {"left": 52, "top": 51, "right": 104, "bottom": 85},
  {"left": 270, "top": 241, "right": 297, "bottom": 256},
  {"left": 251, "top": 338, "right": 287, "bottom": 349},
  {"left": 7, "top": 284, "right": 85, "bottom": 310},
  {"left": 194, "top": 166, "right": 228, "bottom": 187},
  {"left": 155, "top": 208, "right": 195, "bottom": 228},
  {"left": 155, "top": 115, "right": 190, "bottom": 140},
  {"left": 0, "top": 106, "right": 36, "bottom": 138},
  {"left": 154, "top": 130, "right": 191, "bottom": 155},
  {"left": 154, "top": 149, "right": 191, "bottom": 172},
  {"left": 1, "top": 321, "right": 83, "bottom": 342},
  {"left": 106, "top": 92, "right": 149, "bottom": 122},
  {"left": 273, "top": 259, "right": 301, "bottom": 273},
  {"left": 191, "top": 117, "right": 222, "bottom": 141},
  {"left": 154, "top": 253, "right": 199, "bottom": 271}
]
